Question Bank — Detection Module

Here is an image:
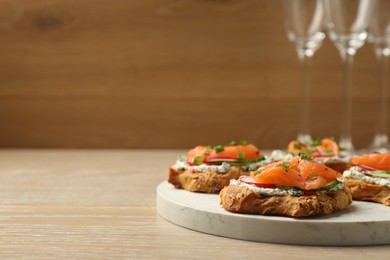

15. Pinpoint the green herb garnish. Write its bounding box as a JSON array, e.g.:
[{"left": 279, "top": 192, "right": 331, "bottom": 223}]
[
  {"left": 298, "top": 152, "right": 313, "bottom": 160},
  {"left": 193, "top": 156, "right": 203, "bottom": 164},
  {"left": 308, "top": 139, "right": 322, "bottom": 147},
  {"left": 213, "top": 145, "right": 224, "bottom": 153},
  {"left": 294, "top": 141, "right": 303, "bottom": 149},
  {"left": 281, "top": 162, "right": 290, "bottom": 168},
  {"left": 253, "top": 168, "right": 263, "bottom": 176},
  {"left": 237, "top": 152, "right": 245, "bottom": 160}
]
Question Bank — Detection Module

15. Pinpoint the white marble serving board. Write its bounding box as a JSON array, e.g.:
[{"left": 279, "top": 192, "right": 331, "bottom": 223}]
[{"left": 156, "top": 181, "right": 390, "bottom": 246}]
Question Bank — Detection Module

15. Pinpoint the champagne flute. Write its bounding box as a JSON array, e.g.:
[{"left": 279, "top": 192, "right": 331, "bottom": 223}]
[
  {"left": 283, "top": 0, "right": 326, "bottom": 144},
  {"left": 368, "top": 0, "right": 390, "bottom": 152},
  {"left": 324, "top": 0, "right": 377, "bottom": 154}
]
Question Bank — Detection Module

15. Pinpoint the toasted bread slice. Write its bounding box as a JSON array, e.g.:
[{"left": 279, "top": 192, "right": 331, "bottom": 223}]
[
  {"left": 219, "top": 184, "right": 352, "bottom": 218},
  {"left": 344, "top": 178, "right": 390, "bottom": 206},
  {"left": 168, "top": 166, "right": 249, "bottom": 193}
]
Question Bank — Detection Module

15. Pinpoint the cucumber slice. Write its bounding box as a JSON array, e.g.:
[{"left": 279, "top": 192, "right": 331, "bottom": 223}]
[
  {"left": 317, "top": 180, "right": 340, "bottom": 191},
  {"left": 369, "top": 170, "right": 390, "bottom": 179},
  {"left": 275, "top": 184, "right": 301, "bottom": 191},
  {"left": 274, "top": 180, "right": 341, "bottom": 192}
]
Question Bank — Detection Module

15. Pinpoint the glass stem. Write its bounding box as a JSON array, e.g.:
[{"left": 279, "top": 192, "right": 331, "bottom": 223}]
[
  {"left": 374, "top": 49, "right": 389, "bottom": 148},
  {"left": 339, "top": 49, "right": 354, "bottom": 153},
  {"left": 297, "top": 50, "right": 312, "bottom": 143}
]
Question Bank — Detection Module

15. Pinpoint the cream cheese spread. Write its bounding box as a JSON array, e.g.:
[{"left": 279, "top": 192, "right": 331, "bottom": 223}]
[
  {"left": 315, "top": 156, "right": 350, "bottom": 164},
  {"left": 173, "top": 158, "right": 232, "bottom": 173},
  {"left": 230, "top": 178, "right": 345, "bottom": 196},
  {"left": 173, "top": 156, "right": 266, "bottom": 173},
  {"left": 229, "top": 179, "right": 304, "bottom": 196},
  {"left": 343, "top": 166, "right": 390, "bottom": 187}
]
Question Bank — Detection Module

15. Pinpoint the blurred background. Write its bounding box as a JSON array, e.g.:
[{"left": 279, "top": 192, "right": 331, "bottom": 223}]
[{"left": 0, "top": 0, "right": 383, "bottom": 149}]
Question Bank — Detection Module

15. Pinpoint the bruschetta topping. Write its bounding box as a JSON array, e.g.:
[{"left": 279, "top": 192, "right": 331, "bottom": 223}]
[
  {"left": 287, "top": 138, "right": 340, "bottom": 158},
  {"left": 186, "top": 141, "right": 264, "bottom": 166},
  {"left": 343, "top": 166, "right": 390, "bottom": 187},
  {"left": 351, "top": 152, "right": 390, "bottom": 171},
  {"left": 248, "top": 155, "right": 342, "bottom": 191},
  {"left": 344, "top": 153, "right": 390, "bottom": 181}
]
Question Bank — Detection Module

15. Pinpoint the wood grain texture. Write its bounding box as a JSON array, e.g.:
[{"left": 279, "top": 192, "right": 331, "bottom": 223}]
[
  {"left": 0, "top": 0, "right": 384, "bottom": 149},
  {"left": 0, "top": 149, "right": 389, "bottom": 259}
]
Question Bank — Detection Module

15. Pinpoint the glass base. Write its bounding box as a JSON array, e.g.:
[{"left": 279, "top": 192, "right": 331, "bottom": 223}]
[
  {"left": 370, "top": 134, "right": 390, "bottom": 153},
  {"left": 339, "top": 136, "right": 355, "bottom": 155},
  {"left": 297, "top": 133, "right": 312, "bottom": 144}
]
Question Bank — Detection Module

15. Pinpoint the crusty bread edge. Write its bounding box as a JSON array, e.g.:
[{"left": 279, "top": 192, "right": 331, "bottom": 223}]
[
  {"left": 344, "top": 177, "right": 390, "bottom": 206},
  {"left": 219, "top": 184, "right": 353, "bottom": 218},
  {"left": 168, "top": 166, "right": 249, "bottom": 193}
]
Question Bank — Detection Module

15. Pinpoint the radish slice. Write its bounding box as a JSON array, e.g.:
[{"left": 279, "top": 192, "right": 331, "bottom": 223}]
[
  {"left": 357, "top": 164, "right": 378, "bottom": 171},
  {"left": 205, "top": 156, "right": 239, "bottom": 162},
  {"left": 311, "top": 153, "right": 333, "bottom": 158},
  {"left": 239, "top": 176, "right": 277, "bottom": 189},
  {"left": 187, "top": 156, "right": 240, "bottom": 165},
  {"left": 187, "top": 162, "right": 199, "bottom": 166},
  {"left": 239, "top": 176, "right": 256, "bottom": 183}
]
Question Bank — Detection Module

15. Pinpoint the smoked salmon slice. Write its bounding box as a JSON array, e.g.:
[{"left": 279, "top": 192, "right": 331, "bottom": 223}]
[
  {"left": 186, "top": 141, "right": 262, "bottom": 164},
  {"left": 351, "top": 153, "right": 390, "bottom": 171},
  {"left": 250, "top": 156, "right": 342, "bottom": 190},
  {"left": 287, "top": 138, "right": 339, "bottom": 157}
]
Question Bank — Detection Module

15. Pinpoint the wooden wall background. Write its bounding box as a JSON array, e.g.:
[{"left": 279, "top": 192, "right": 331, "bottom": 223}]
[{"left": 0, "top": 0, "right": 383, "bottom": 149}]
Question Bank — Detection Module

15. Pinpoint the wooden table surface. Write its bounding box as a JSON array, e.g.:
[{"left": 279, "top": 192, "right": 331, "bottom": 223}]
[
  {"left": 0, "top": 149, "right": 388, "bottom": 259},
  {"left": 0, "top": 0, "right": 380, "bottom": 150}
]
